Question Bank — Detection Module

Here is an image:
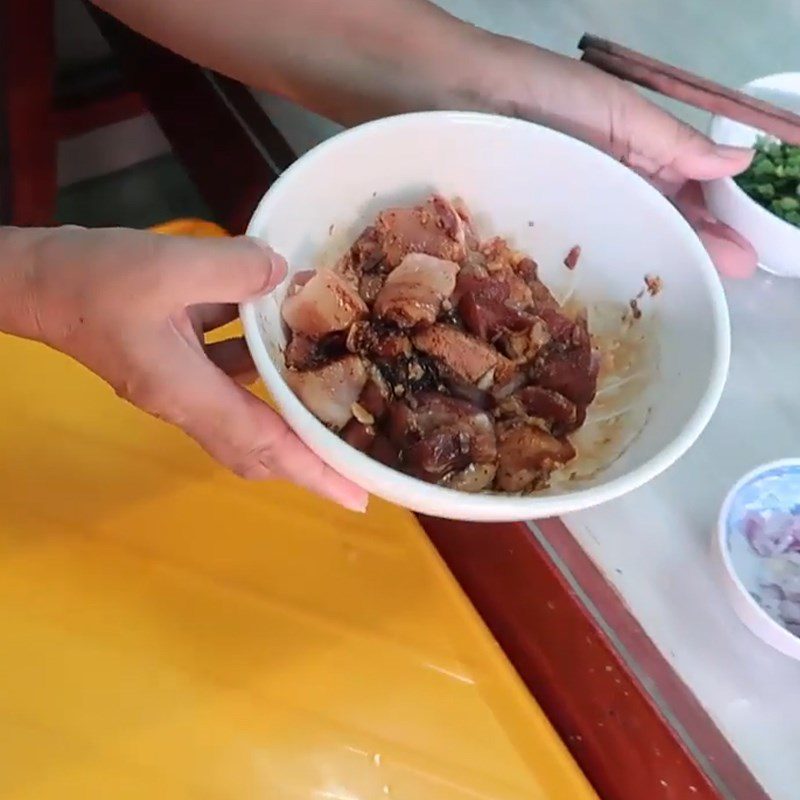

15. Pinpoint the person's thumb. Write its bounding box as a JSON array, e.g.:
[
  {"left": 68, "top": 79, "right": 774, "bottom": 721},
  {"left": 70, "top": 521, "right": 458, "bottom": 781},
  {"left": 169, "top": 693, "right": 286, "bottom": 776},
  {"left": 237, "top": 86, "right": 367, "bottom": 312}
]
[
  {"left": 123, "top": 328, "right": 368, "bottom": 512},
  {"left": 670, "top": 131, "right": 754, "bottom": 182},
  {"left": 161, "top": 235, "right": 288, "bottom": 305},
  {"left": 605, "top": 80, "right": 753, "bottom": 188}
]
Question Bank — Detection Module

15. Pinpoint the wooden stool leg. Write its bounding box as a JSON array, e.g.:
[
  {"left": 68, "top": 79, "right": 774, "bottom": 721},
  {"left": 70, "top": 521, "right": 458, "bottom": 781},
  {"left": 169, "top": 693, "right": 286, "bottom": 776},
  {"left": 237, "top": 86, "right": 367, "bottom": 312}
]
[{"left": 0, "top": 0, "right": 57, "bottom": 226}]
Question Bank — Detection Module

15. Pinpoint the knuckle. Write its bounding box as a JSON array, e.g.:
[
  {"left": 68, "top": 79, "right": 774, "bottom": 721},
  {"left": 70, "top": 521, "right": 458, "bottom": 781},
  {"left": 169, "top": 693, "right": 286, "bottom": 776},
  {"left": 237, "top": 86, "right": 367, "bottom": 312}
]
[
  {"left": 232, "top": 456, "right": 273, "bottom": 481},
  {"left": 138, "top": 255, "right": 172, "bottom": 299},
  {"left": 113, "top": 370, "right": 186, "bottom": 426},
  {"left": 131, "top": 235, "right": 184, "bottom": 301},
  {"left": 112, "top": 371, "right": 155, "bottom": 409},
  {"left": 231, "top": 428, "right": 288, "bottom": 480},
  {"left": 232, "top": 445, "right": 278, "bottom": 480}
]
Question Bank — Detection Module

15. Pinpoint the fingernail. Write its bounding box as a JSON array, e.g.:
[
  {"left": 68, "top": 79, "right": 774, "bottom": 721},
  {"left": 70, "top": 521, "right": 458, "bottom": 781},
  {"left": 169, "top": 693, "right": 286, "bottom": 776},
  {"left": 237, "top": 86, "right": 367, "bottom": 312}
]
[
  {"left": 345, "top": 496, "right": 369, "bottom": 514},
  {"left": 248, "top": 235, "right": 272, "bottom": 253},
  {"left": 335, "top": 491, "right": 369, "bottom": 513},
  {"left": 697, "top": 219, "right": 758, "bottom": 279},
  {"left": 698, "top": 218, "right": 732, "bottom": 238},
  {"left": 715, "top": 144, "right": 755, "bottom": 162},
  {"left": 270, "top": 254, "right": 289, "bottom": 285},
  {"left": 248, "top": 237, "right": 288, "bottom": 284}
]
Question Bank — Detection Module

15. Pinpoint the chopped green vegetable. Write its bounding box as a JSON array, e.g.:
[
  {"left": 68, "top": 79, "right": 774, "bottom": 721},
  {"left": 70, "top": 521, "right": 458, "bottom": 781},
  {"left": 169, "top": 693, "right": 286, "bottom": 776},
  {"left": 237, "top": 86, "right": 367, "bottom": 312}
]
[{"left": 735, "top": 136, "right": 800, "bottom": 227}]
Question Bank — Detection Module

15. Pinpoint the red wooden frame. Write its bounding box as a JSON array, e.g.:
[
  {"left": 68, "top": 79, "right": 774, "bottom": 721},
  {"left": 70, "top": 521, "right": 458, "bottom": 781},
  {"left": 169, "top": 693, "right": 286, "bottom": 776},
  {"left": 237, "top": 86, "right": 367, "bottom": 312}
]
[
  {"left": 54, "top": 82, "right": 146, "bottom": 140},
  {"left": 0, "top": 1, "right": 152, "bottom": 225},
  {"left": 0, "top": 0, "right": 57, "bottom": 225}
]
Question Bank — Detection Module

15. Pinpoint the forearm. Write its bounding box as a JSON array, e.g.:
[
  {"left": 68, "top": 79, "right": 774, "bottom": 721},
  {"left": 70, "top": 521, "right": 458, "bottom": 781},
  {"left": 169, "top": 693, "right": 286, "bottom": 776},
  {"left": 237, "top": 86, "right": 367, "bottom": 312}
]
[
  {"left": 0, "top": 228, "right": 51, "bottom": 341},
  {"left": 91, "top": 0, "right": 538, "bottom": 125}
]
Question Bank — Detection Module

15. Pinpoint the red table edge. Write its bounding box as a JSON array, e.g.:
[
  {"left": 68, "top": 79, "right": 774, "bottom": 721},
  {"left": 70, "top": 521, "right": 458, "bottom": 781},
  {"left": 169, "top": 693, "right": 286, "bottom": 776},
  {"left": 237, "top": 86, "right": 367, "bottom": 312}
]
[
  {"left": 84, "top": 10, "right": 768, "bottom": 799},
  {"left": 534, "top": 517, "right": 762, "bottom": 796},
  {"left": 423, "top": 516, "right": 768, "bottom": 800}
]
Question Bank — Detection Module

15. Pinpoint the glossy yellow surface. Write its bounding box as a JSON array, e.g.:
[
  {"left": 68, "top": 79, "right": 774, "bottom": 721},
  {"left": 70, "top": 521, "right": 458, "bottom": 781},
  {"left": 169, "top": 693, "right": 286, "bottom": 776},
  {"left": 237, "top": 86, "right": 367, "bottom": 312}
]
[
  {"left": 151, "top": 219, "right": 231, "bottom": 238},
  {"left": 0, "top": 221, "right": 596, "bottom": 799}
]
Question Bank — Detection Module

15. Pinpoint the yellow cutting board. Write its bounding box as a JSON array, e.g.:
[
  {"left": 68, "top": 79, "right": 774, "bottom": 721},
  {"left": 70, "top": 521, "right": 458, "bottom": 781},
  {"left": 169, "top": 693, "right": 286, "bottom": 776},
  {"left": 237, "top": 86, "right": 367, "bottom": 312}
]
[{"left": 0, "top": 221, "right": 597, "bottom": 800}]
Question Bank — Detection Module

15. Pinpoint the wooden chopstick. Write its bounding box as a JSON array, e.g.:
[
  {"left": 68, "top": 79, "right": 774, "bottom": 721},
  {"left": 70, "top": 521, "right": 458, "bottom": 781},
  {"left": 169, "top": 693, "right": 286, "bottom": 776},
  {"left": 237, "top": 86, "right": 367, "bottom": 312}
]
[{"left": 578, "top": 34, "right": 800, "bottom": 146}]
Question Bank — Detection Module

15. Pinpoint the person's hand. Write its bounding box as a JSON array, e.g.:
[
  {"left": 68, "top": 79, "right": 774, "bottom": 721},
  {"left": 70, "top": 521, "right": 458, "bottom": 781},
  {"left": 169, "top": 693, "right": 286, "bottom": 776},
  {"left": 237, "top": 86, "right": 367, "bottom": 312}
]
[
  {"left": 22, "top": 226, "right": 368, "bottom": 511},
  {"left": 491, "top": 42, "right": 757, "bottom": 278}
]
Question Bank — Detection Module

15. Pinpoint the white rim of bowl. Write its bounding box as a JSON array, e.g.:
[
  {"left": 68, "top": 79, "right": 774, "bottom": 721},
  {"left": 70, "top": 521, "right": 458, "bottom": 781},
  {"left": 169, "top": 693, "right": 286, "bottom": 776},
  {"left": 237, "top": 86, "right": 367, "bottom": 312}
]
[
  {"left": 716, "top": 457, "right": 800, "bottom": 646},
  {"left": 241, "top": 110, "right": 731, "bottom": 518},
  {"left": 708, "top": 72, "right": 800, "bottom": 237}
]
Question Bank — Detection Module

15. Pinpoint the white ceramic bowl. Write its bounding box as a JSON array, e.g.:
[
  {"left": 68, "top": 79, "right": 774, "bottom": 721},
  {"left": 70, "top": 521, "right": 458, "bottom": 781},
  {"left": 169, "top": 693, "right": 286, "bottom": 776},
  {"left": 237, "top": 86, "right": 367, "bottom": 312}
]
[
  {"left": 715, "top": 460, "right": 800, "bottom": 660},
  {"left": 241, "top": 111, "right": 729, "bottom": 521},
  {"left": 704, "top": 72, "right": 800, "bottom": 278}
]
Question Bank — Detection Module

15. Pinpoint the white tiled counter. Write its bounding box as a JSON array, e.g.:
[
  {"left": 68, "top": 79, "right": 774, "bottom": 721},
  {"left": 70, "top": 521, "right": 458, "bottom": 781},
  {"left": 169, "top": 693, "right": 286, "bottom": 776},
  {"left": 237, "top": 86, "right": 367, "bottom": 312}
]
[{"left": 565, "top": 272, "right": 800, "bottom": 800}]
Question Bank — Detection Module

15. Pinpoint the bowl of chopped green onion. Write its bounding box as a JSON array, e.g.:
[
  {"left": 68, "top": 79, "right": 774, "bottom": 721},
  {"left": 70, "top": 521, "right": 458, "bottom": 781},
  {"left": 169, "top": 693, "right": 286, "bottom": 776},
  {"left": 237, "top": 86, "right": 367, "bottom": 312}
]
[
  {"left": 736, "top": 138, "right": 800, "bottom": 227},
  {"left": 704, "top": 73, "right": 800, "bottom": 278}
]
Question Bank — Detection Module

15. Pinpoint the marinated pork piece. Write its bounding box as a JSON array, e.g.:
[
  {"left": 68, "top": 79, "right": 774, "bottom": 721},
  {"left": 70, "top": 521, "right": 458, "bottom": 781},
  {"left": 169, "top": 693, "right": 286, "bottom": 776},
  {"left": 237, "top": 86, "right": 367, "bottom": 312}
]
[
  {"left": 359, "top": 273, "right": 385, "bottom": 304},
  {"left": 455, "top": 250, "right": 490, "bottom": 288},
  {"left": 341, "top": 418, "right": 376, "bottom": 451},
  {"left": 564, "top": 245, "right": 581, "bottom": 270},
  {"left": 357, "top": 378, "right": 389, "bottom": 420},
  {"left": 336, "top": 376, "right": 392, "bottom": 455},
  {"left": 336, "top": 226, "right": 390, "bottom": 303},
  {"left": 478, "top": 238, "right": 536, "bottom": 305},
  {"left": 451, "top": 197, "right": 481, "bottom": 251},
  {"left": 374, "top": 253, "right": 459, "bottom": 327},
  {"left": 284, "top": 334, "right": 319, "bottom": 370},
  {"left": 411, "top": 324, "right": 500, "bottom": 384},
  {"left": 514, "top": 256, "right": 559, "bottom": 311},
  {"left": 378, "top": 352, "right": 442, "bottom": 397},
  {"left": 280, "top": 195, "right": 602, "bottom": 494},
  {"left": 444, "top": 463, "right": 498, "bottom": 493},
  {"left": 499, "top": 385, "right": 579, "bottom": 436},
  {"left": 517, "top": 386, "right": 578, "bottom": 432},
  {"left": 388, "top": 393, "right": 496, "bottom": 483},
  {"left": 497, "top": 318, "right": 550, "bottom": 363},
  {"left": 495, "top": 421, "right": 576, "bottom": 493},
  {"left": 284, "top": 331, "right": 348, "bottom": 370},
  {"left": 287, "top": 269, "right": 316, "bottom": 292},
  {"left": 480, "top": 236, "right": 520, "bottom": 272},
  {"left": 440, "top": 370, "right": 495, "bottom": 411},
  {"left": 376, "top": 195, "right": 467, "bottom": 267},
  {"left": 347, "top": 320, "right": 412, "bottom": 361},
  {"left": 533, "top": 312, "right": 598, "bottom": 406},
  {"left": 490, "top": 368, "right": 528, "bottom": 402},
  {"left": 412, "top": 393, "right": 496, "bottom": 463},
  {"left": 528, "top": 278, "right": 561, "bottom": 312},
  {"left": 369, "top": 434, "right": 403, "bottom": 469},
  {"left": 334, "top": 225, "right": 384, "bottom": 285},
  {"left": 285, "top": 354, "right": 367, "bottom": 429},
  {"left": 282, "top": 269, "right": 367, "bottom": 340},
  {"left": 457, "top": 274, "right": 534, "bottom": 342},
  {"left": 499, "top": 271, "right": 535, "bottom": 309}
]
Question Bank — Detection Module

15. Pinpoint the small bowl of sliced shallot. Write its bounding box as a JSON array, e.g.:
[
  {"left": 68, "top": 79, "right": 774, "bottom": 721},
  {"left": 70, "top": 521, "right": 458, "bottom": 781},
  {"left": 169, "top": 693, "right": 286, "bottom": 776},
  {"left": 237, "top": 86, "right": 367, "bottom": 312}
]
[
  {"left": 240, "top": 111, "right": 730, "bottom": 521},
  {"left": 715, "top": 460, "right": 800, "bottom": 659}
]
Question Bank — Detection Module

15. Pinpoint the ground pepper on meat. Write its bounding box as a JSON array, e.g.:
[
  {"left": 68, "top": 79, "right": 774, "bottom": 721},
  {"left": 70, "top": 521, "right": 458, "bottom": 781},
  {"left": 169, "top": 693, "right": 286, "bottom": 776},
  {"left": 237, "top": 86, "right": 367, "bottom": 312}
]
[{"left": 281, "top": 195, "right": 599, "bottom": 493}]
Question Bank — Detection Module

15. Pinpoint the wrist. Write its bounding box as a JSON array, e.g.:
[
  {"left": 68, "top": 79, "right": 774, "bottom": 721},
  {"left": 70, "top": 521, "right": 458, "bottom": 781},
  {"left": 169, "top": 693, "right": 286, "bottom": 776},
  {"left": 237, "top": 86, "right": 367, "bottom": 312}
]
[
  {"left": 468, "top": 34, "right": 622, "bottom": 153},
  {"left": 427, "top": 24, "right": 526, "bottom": 117},
  {"left": 446, "top": 30, "right": 543, "bottom": 116}
]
